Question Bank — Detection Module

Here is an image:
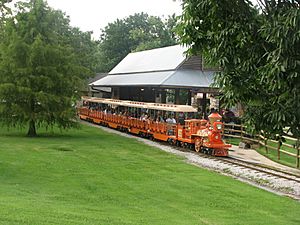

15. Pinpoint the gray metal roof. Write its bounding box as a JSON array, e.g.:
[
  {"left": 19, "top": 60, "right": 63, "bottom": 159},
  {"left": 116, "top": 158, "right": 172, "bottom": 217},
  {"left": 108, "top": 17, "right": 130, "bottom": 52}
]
[
  {"left": 91, "top": 45, "right": 217, "bottom": 90},
  {"left": 162, "top": 70, "right": 214, "bottom": 88},
  {"left": 109, "top": 45, "right": 188, "bottom": 75},
  {"left": 88, "top": 73, "right": 111, "bottom": 92},
  {"left": 91, "top": 70, "right": 215, "bottom": 88},
  {"left": 92, "top": 71, "right": 173, "bottom": 86}
]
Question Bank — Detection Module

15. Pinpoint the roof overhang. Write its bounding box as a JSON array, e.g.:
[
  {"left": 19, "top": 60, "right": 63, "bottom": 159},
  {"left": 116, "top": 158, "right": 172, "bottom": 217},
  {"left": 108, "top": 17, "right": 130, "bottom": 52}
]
[{"left": 90, "top": 70, "right": 217, "bottom": 90}]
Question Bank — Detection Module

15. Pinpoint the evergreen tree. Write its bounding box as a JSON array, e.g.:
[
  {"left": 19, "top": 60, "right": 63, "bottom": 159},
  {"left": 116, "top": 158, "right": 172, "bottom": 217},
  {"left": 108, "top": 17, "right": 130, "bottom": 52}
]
[{"left": 0, "top": 0, "right": 93, "bottom": 136}]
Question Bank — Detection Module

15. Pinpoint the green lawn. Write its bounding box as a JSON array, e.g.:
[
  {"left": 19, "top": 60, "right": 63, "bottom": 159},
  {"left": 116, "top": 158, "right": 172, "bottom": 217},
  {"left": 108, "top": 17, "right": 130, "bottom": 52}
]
[
  {"left": 255, "top": 138, "right": 298, "bottom": 168},
  {"left": 225, "top": 137, "right": 241, "bottom": 146},
  {"left": 0, "top": 125, "right": 300, "bottom": 225},
  {"left": 257, "top": 144, "right": 298, "bottom": 168}
]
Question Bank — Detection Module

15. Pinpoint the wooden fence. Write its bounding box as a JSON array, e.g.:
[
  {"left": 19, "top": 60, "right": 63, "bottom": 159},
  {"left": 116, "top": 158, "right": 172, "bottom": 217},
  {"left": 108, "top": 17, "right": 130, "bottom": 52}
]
[{"left": 223, "top": 123, "right": 300, "bottom": 168}]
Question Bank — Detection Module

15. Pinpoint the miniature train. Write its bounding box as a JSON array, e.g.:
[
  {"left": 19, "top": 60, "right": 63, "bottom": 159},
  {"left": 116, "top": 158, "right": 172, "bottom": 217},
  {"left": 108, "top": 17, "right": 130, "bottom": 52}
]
[{"left": 78, "top": 97, "right": 231, "bottom": 156}]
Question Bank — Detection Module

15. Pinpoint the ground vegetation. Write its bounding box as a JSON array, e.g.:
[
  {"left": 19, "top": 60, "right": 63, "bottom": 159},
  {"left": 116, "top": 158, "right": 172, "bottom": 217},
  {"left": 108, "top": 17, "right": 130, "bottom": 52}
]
[{"left": 0, "top": 124, "right": 299, "bottom": 224}]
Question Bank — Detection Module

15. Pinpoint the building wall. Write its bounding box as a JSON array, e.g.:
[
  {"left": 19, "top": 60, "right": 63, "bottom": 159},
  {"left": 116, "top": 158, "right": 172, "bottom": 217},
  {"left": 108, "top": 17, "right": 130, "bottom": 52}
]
[{"left": 119, "top": 87, "right": 155, "bottom": 102}]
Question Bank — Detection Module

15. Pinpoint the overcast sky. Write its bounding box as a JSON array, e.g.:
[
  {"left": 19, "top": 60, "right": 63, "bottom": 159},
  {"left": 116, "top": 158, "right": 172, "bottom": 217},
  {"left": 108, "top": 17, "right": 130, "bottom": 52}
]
[{"left": 46, "top": 0, "right": 182, "bottom": 40}]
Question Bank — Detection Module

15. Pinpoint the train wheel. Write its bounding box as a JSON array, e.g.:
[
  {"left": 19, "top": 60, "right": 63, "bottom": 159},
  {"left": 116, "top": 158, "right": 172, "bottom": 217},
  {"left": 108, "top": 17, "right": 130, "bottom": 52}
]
[
  {"left": 194, "top": 138, "right": 202, "bottom": 152},
  {"left": 203, "top": 148, "right": 213, "bottom": 155}
]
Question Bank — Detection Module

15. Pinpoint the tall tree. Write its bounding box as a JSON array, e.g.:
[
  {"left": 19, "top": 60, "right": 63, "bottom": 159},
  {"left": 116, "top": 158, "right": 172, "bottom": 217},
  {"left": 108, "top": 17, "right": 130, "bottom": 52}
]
[
  {"left": 0, "top": 0, "right": 12, "bottom": 18},
  {"left": 95, "top": 13, "right": 177, "bottom": 73},
  {"left": 0, "top": 0, "right": 93, "bottom": 136},
  {"left": 0, "top": 0, "right": 12, "bottom": 38},
  {"left": 177, "top": 0, "right": 300, "bottom": 139}
]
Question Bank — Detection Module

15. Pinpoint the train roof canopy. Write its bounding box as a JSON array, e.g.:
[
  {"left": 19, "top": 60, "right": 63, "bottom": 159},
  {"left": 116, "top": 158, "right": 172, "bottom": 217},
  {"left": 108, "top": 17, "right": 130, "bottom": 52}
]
[{"left": 82, "top": 97, "right": 197, "bottom": 113}]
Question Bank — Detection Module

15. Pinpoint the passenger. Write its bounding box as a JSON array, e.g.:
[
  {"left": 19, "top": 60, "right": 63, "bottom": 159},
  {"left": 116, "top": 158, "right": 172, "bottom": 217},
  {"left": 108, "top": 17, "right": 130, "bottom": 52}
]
[
  {"left": 154, "top": 116, "right": 162, "bottom": 123},
  {"left": 166, "top": 116, "right": 176, "bottom": 135},
  {"left": 166, "top": 117, "right": 173, "bottom": 123},
  {"left": 140, "top": 113, "right": 148, "bottom": 121},
  {"left": 178, "top": 112, "right": 185, "bottom": 125},
  {"left": 171, "top": 116, "right": 176, "bottom": 124}
]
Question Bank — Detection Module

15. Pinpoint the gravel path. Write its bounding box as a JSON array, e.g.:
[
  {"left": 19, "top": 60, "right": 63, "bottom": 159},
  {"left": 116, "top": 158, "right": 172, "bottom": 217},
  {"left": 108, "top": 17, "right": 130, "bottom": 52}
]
[{"left": 83, "top": 121, "right": 300, "bottom": 201}]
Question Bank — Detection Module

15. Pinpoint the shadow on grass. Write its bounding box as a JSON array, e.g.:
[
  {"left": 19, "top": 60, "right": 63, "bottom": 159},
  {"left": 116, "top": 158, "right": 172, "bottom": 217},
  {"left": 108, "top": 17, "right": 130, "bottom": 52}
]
[{"left": 53, "top": 146, "right": 74, "bottom": 152}]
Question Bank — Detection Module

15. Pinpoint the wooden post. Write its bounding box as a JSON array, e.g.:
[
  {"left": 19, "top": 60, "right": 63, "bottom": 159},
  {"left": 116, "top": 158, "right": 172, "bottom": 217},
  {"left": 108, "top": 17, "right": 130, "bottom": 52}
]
[
  {"left": 296, "top": 139, "right": 300, "bottom": 169},
  {"left": 264, "top": 137, "right": 268, "bottom": 154},
  {"left": 240, "top": 124, "right": 243, "bottom": 141},
  {"left": 262, "top": 131, "right": 268, "bottom": 154},
  {"left": 296, "top": 146, "right": 300, "bottom": 169},
  {"left": 277, "top": 141, "right": 281, "bottom": 160}
]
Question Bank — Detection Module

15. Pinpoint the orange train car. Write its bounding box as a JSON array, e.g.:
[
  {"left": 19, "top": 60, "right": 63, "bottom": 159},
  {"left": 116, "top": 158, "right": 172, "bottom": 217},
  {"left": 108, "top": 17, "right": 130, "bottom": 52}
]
[{"left": 78, "top": 97, "right": 231, "bottom": 157}]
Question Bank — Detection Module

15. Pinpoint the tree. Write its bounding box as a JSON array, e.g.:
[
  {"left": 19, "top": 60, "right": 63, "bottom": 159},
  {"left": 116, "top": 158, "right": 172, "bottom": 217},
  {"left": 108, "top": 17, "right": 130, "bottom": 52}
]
[
  {"left": 0, "top": 0, "right": 12, "bottom": 18},
  {"left": 0, "top": 0, "right": 12, "bottom": 38},
  {"left": 95, "top": 13, "right": 177, "bottom": 72},
  {"left": 177, "top": 0, "right": 300, "bottom": 139},
  {"left": 0, "top": 0, "right": 94, "bottom": 136}
]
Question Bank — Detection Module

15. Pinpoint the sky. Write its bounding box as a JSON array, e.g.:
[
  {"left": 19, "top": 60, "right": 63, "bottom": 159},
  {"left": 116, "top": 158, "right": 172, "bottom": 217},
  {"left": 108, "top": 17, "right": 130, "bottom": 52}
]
[{"left": 46, "top": 0, "right": 183, "bottom": 40}]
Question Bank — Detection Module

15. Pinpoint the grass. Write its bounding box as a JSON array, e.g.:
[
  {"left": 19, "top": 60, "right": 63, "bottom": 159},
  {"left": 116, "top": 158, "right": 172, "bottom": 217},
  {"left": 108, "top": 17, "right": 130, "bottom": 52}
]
[
  {"left": 257, "top": 146, "right": 298, "bottom": 168},
  {"left": 0, "top": 124, "right": 300, "bottom": 225},
  {"left": 225, "top": 137, "right": 241, "bottom": 146},
  {"left": 255, "top": 138, "right": 299, "bottom": 168},
  {"left": 226, "top": 136, "right": 300, "bottom": 168}
]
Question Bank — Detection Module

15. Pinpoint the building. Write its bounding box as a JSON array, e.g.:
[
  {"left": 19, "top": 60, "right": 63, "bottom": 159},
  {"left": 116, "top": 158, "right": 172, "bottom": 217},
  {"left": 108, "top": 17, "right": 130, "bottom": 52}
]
[
  {"left": 90, "top": 45, "right": 220, "bottom": 116},
  {"left": 88, "top": 73, "right": 111, "bottom": 98}
]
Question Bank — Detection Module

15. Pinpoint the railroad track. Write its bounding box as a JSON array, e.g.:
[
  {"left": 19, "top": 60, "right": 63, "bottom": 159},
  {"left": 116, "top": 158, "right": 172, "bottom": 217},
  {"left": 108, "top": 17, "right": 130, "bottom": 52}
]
[
  {"left": 165, "top": 143, "right": 300, "bottom": 191},
  {"left": 221, "top": 157, "right": 300, "bottom": 183}
]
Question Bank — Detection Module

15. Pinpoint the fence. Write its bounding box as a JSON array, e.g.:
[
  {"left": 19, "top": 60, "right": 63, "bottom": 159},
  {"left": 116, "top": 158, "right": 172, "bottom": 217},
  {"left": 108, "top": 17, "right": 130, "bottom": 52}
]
[{"left": 223, "top": 123, "right": 300, "bottom": 169}]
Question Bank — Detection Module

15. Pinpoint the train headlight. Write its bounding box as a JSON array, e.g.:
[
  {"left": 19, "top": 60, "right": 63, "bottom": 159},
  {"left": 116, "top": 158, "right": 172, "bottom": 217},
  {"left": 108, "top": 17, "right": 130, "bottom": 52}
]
[{"left": 217, "top": 124, "right": 222, "bottom": 130}]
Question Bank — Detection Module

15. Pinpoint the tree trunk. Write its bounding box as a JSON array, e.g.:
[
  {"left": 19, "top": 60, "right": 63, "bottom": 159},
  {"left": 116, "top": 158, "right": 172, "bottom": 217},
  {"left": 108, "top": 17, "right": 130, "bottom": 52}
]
[{"left": 27, "top": 119, "right": 37, "bottom": 137}]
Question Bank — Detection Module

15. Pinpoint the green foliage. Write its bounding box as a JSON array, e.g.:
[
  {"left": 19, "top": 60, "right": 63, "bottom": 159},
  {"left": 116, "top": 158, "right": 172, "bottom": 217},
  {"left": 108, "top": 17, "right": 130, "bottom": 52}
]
[
  {"left": 0, "top": 124, "right": 300, "bottom": 224},
  {"left": 0, "top": 0, "right": 12, "bottom": 40},
  {"left": 0, "top": 0, "right": 95, "bottom": 136},
  {"left": 95, "top": 13, "right": 177, "bottom": 72},
  {"left": 0, "top": 0, "right": 12, "bottom": 18},
  {"left": 177, "top": 0, "right": 300, "bottom": 139}
]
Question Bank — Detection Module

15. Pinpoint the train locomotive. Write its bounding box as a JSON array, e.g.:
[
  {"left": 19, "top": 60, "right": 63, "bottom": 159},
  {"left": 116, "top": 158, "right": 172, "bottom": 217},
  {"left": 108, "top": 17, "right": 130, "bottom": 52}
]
[{"left": 78, "top": 97, "right": 231, "bottom": 157}]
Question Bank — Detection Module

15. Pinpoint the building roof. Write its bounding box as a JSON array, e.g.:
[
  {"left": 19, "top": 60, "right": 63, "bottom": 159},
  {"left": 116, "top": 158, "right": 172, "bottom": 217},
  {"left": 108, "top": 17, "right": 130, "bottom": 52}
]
[
  {"left": 88, "top": 73, "right": 111, "bottom": 93},
  {"left": 91, "top": 45, "right": 217, "bottom": 90},
  {"left": 91, "top": 70, "right": 214, "bottom": 88},
  {"left": 109, "top": 45, "right": 188, "bottom": 75}
]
